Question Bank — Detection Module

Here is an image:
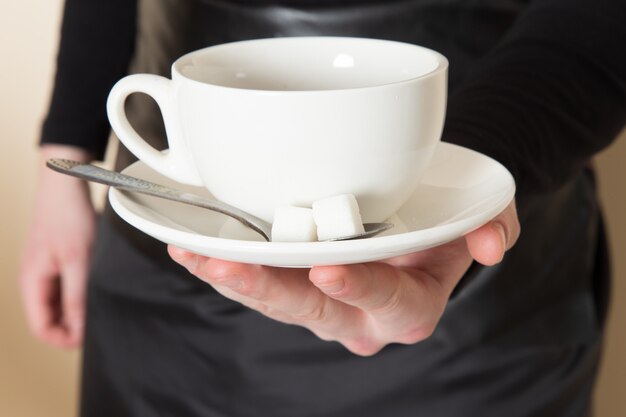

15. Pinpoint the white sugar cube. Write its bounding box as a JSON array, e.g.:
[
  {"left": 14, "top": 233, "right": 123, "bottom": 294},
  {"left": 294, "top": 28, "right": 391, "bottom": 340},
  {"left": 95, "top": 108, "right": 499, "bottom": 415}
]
[
  {"left": 271, "top": 206, "right": 318, "bottom": 242},
  {"left": 312, "top": 194, "right": 365, "bottom": 241}
]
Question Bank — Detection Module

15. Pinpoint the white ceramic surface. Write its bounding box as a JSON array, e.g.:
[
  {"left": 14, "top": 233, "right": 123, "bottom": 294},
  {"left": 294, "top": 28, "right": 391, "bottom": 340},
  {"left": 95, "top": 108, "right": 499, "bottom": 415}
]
[
  {"left": 109, "top": 142, "right": 515, "bottom": 267},
  {"left": 106, "top": 37, "right": 448, "bottom": 223}
]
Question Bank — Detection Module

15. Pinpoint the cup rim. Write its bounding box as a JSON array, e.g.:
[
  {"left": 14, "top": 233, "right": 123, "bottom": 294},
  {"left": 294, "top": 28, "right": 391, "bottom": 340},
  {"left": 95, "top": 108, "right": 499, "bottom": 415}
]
[{"left": 171, "top": 36, "right": 449, "bottom": 94}]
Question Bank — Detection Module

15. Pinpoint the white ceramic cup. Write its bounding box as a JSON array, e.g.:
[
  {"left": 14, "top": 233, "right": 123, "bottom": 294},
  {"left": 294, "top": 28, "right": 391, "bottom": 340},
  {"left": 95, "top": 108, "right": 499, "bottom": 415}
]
[{"left": 107, "top": 37, "right": 448, "bottom": 223}]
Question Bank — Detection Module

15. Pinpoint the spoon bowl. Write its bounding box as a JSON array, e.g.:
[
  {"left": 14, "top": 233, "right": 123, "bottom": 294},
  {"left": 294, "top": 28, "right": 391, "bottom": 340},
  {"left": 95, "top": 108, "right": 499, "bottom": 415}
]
[{"left": 46, "top": 159, "right": 393, "bottom": 242}]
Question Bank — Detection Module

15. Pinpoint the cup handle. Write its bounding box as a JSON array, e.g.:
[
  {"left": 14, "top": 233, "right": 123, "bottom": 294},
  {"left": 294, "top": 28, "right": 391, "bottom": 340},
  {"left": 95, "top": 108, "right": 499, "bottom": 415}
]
[{"left": 106, "top": 74, "right": 203, "bottom": 186}]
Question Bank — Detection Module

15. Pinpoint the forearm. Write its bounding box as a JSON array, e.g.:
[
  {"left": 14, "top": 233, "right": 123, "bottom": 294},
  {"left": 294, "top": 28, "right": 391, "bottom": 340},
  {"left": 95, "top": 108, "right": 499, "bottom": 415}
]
[
  {"left": 41, "top": 0, "right": 137, "bottom": 159},
  {"left": 36, "top": 145, "right": 95, "bottom": 216}
]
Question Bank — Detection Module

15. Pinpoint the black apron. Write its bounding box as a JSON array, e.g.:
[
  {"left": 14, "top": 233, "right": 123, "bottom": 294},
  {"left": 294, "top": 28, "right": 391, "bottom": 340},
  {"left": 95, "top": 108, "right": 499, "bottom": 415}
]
[{"left": 83, "top": 1, "right": 609, "bottom": 416}]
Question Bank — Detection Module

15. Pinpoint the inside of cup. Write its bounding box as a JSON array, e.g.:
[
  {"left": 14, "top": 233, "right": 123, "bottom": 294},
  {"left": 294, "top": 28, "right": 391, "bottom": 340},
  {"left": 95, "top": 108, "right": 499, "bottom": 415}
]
[{"left": 176, "top": 37, "right": 443, "bottom": 91}]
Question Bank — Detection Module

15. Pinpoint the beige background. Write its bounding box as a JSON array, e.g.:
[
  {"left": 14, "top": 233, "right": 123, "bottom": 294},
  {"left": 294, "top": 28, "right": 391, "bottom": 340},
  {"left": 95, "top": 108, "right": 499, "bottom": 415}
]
[{"left": 1, "top": 1, "right": 624, "bottom": 416}]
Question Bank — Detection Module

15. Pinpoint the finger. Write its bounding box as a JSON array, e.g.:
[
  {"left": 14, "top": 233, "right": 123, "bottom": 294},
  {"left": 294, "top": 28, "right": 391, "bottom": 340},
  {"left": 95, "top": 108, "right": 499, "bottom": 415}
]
[
  {"left": 309, "top": 263, "right": 446, "bottom": 344},
  {"left": 169, "top": 246, "right": 315, "bottom": 313},
  {"left": 465, "top": 201, "right": 520, "bottom": 266},
  {"left": 169, "top": 247, "right": 369, "bottom": 345},
  {"left": 59, "top": 253, "right": 89, "bottom": 348},
  {"left": 169, "top": 246, "right": 349, "bottom": 321},
  {"left": 18, "top": 249, "right": 65, "bottom": 343},
  {"left": 382, "top": 238, "right": 473, "bottom": 290},
  {"left": 19, "top": 277, "right": 78, "bottom": 349}
]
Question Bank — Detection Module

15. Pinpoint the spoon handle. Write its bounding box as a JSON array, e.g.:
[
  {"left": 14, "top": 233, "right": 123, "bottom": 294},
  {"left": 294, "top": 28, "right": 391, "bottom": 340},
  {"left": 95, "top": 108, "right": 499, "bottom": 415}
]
[{"left": 46, "top": 159, "right": 272, "bottom": 241}]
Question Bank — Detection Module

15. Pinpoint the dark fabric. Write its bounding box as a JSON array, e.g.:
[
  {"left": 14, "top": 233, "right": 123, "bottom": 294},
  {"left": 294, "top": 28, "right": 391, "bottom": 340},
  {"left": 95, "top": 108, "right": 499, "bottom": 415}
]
[
  {"left": 443, "top": 0, "right": 626, "bottom": 212},
  {"left": 83, "top": 174, "right": 607, "bottom": 416},
  {"left": 40, "top": 0, "right": 626, "bottom": 207},
  {"left": 70, "top": 0, "right": 618, "bottom": 416},
  {"left": 41, "top": 0, "right": 137, "bottom": 159}
]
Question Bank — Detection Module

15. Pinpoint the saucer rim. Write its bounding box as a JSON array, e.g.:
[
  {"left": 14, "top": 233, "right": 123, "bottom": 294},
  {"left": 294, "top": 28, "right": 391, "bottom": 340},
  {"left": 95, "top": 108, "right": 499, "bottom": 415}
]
[{"left": 108, "top": 142, "right": 515, "bottom": 264}]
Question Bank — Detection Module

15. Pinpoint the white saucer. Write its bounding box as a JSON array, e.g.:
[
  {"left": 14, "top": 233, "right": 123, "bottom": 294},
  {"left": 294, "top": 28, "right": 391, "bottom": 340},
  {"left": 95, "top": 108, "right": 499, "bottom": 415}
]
[{"left": 109, "top": 142, "right": 515, "bottom": 267}]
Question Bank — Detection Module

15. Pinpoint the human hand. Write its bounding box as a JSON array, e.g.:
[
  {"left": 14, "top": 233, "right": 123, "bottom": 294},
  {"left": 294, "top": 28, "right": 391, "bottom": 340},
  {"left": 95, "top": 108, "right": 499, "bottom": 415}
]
[
  {"left": 18, "top": 145, "right": 97, "bottom": 349},
  {"left": 169, "top": 201, "right": 519, "bottom": 356}
]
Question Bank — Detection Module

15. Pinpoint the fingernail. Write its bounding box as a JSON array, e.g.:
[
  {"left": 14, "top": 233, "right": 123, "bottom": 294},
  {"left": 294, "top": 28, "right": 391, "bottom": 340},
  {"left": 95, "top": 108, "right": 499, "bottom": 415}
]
[
  {"left": 493, "top": 222, "right": 507, "bottom": 252},
  {"left": 168, "top": 246, "right": 194, "bottom": 266},
  {"left": 169, "top": 246, "right": 187, "bottom": 260}
]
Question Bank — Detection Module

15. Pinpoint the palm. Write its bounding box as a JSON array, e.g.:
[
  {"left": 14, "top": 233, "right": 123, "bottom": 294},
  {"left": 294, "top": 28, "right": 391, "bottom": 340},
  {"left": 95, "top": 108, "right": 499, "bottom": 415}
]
[{"left": 170, "top": 201, "right": 519, "bottom": 356}]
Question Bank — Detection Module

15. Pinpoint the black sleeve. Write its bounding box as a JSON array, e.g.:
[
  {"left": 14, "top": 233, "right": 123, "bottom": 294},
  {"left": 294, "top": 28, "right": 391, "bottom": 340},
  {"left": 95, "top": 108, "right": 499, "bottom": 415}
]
[
  {"left": 443, "top": 0, "right": 626, "bottom": 209},
  {"left": 40, "top": 0, "right": 137, "bottom": 160}
]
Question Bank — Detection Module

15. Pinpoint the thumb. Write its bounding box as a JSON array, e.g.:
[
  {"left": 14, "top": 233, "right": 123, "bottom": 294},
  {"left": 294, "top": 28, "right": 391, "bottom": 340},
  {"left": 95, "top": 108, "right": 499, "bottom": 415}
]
[{"left": 465, "top": 201, "right": 520, "bottom": 266}]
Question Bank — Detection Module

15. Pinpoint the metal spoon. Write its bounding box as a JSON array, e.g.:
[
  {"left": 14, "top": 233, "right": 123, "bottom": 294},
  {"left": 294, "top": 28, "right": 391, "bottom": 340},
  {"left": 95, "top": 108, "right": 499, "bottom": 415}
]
[{"left": 46, "top": 159, "right": 393, "bottom": 242}]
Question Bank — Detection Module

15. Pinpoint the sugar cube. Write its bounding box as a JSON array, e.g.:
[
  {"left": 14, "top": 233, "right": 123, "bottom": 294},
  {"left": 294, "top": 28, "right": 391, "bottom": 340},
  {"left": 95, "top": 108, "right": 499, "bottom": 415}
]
[
  {"left": 312, "top": 194, "right": 365, "bottom": 241},
  {"left": 271, "top": 206, "right": 318, "bottom": 242}
]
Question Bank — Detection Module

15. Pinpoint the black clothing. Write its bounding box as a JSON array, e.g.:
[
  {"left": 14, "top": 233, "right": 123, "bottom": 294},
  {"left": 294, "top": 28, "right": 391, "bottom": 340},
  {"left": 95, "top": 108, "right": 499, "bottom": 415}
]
[
  {"left": 40, "top": 0, "right": 626, "bottom": 416},
  {"left": 85, "top": 173, "right": 606, "bottom": 417},
  {"left": 41, "top": 0, "right": 626, "bottom": 209}
]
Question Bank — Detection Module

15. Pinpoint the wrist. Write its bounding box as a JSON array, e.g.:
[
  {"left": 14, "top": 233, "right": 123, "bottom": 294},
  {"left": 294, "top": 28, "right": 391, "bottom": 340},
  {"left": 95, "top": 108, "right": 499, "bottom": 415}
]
[{"left": 37, "top": 145, "right": 95, "bottom": 203}]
